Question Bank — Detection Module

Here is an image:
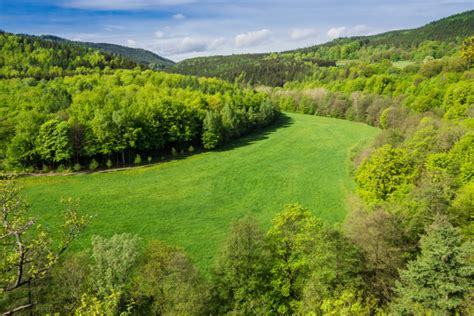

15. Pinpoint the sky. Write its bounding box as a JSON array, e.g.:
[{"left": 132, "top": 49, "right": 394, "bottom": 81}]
[{"left": 1, "top": 1, "right": 473, "bottom": 61}]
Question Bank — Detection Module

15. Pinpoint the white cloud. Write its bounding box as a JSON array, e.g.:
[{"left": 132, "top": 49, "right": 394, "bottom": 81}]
[
  {"left": 173, "top": 13, "right": 186, "bottom": 20},
  {"left": 63, "top": 0, "right": 195, "bottom": 10},
  {"left": 155, "top": 31, "right": 165, "bottom": 38},
  {"left": 327, "top": 24, "right": 370, "bottom": 39},
  {"left": 127, "top": 39, "right": 137, "bottom": 46},
  {"left": 290, "top": 28, "right": 318, "bottom": 41},
  {"left": 234, "top": 29, "right": 272, "bottom": 48},
  {"left": 158, "top": 36, "right": 227, "bottom": 55}
]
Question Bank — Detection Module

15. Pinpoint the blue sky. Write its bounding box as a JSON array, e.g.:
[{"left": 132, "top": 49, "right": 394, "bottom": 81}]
[{"left": 1, "top": 1, "right": 473, "bottom": 61}]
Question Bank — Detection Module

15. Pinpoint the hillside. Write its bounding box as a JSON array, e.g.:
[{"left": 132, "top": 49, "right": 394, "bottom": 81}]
[
  {"left": 299, "top": 9, "right": 474, "bottom": 53},
  {"left": 168, "top": 54, "right": 335, "bottom": 86},
  {"left": 0, "top": 32, "right": 138, "bottom": 78},
  {"left": 170, "top": 10, "right": 474, "bottom": 85},
  {"left": 21, "top": 112, "right": 379, "bottom": 270},
  {"left": 41, "top": 35, "right": 175, "bottom": 69}
]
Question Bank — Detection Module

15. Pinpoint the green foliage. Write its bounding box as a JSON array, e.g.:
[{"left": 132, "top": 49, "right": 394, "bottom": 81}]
[
  {"left": 450, "top": 181, "right": 474, "bottom": 237},
  {"left": 345, "top": 207, "right": 407, "bottom": 304},
  {"left": 0, "top": 32, "right": 138, "bottom": 79},
  {"left": 89, "top": 159, "right": 99, "bottom": 171},
  {"left": 320, "top": 289, "right": 377, "bottom": 316},
  {"left": 202, "top": 111, "right": 222, "bottom": 149},
  {"left": 132, "top": 241, "right": 208, "bottom": 315},
  {"left": 90, "top": 233, "right": 140, "bottom": 294},
  {"left": 355, "top": 145, "right": 415, "bottom": 203},
  {"left": 301, "top": 228, "right": 367, "bottom": 313},
  {"left": 0, "top": 177, "right": 88, "bottom": 314},
  {"left": 461, "top": 36, "right": 474, "bottom": 66},
  {"left": 0, "top": 70, "right": 277, "bottom": 171},
  {"left": 73, "top": 163, "right": 82, "bottom": 172},
  {"left": 106, "top": 159, "right": 113, "bottom": 169},
  {"left": 75, "top": 289, "right": 127, "bottom": 316},
  {"left": 211, "top": 215, "right": 271, "bottom": 314},
  {"left": 133, "top": 154, "right": 142, "bottom": 166},
  {"left": 170, "top": 12, "right": 474, "bottom": 86},
  {"left": 393, "top": 216, "right": 473, "bottom": 314},
  {"left": 266, "top": 204, "right": 323, "bottom": 314},
  {"left": 35, "top": 118, "right": 72, "bottom": 165},
  {"left": 171, "top": 147, "right": 178, "bottom": 156},
  {"left": 170, "top": 53, "right": 335, "bottom": 87}
]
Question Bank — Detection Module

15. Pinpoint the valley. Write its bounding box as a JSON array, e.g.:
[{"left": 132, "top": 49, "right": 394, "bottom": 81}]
[{"left": 21, "top": 112, "right": 378, "bottom": 270}]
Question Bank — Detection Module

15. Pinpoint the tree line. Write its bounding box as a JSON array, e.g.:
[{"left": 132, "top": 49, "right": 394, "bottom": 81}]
[{"left": 0, "top": 70, "right": 278, "bottom": 172}]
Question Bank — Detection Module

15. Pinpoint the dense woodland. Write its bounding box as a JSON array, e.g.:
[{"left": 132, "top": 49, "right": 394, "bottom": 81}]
[
  {"left": 169, "top": 54, "right": 335, "bottom": 87},
  {"left": 0, "top": 32, "right": 140, "bottom": 79},
  {"left": 0, "top": 34, "right": 278, "bottom": 172},
  {"left": 40, "top": 35, "right": 175, "bottom": 70},
  {"left": 1, "top": 10, "right": 474, "bottom": 316}
]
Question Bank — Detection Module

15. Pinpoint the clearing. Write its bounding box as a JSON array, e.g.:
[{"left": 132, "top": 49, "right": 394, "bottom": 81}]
[{"left": 21, "top": 112, "right": 379, "bottom": 270}]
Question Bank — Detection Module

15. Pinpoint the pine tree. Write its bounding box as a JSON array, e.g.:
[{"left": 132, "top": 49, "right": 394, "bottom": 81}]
[{"left": 393, "top": 215, "right": 473, "bottom": 314}]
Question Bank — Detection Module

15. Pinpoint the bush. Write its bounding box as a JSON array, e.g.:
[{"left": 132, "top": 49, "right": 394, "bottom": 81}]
[
  {"left": 188, "top": 145, "right": 195, "bottom": 153},
  {"left": 171, "top": 148, "right": 178, "bottom": 157},
  {"left": 56, "top": 164, "right": 68, "bottom": 173},
  {"left": 89, "top": 159, "right": 99, "bottom": 171},
  {"left": 134, "top": 154, "right": 142, "bottom": 166},
  {"left": 42, "top": 164, "right": 50, "bottom": 173},
  {"left": 147, "top": 156, "right": 152, "bottom": 164},
  {"left": 73, "top": 163, "right": 82, "bottom": 172},
  {"left": 106, "top": 159, "right": 113, "bottom": 169}
]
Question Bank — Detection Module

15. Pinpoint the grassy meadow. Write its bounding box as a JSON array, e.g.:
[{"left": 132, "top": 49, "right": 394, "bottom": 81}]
[{"left": 21, "top": 112, "right": 379, "bottom": 271}]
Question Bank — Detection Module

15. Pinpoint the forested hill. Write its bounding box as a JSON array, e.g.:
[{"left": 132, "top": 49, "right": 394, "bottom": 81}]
[
  {"left": 40, "top": 35, "right": 175, "bottom": 69},
  {"left": 169, "top": 10, "right": 474, "bottom": 86},
  {"left": 0, "top": 32, "right": 139, "bottom": 79},
  {"left": 168, "top": 54, "right": 336, "bottom": 87},
  {"left": 298, "top": 10, "right": 474, "bottom": 54}
]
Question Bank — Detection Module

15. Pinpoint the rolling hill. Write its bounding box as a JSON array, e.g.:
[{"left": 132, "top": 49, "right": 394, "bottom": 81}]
[{"left": 169, "top": 10, "right": 474, "bottom": 85}]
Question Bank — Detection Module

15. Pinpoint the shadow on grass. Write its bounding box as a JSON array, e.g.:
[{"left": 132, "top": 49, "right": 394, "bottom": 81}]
[
  {"left": 16, "top": 113, "right": 294, "bottom": 177},
  {"left": 214, "top": 112, "right": 294, "bottom": 153}
]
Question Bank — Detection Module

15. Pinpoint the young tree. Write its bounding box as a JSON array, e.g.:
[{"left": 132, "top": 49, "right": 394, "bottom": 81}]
[
  {"left": 266, "top": 204, "right": 323, "bottom": 314},
  {"left": 301, "top": 228, "right": 367, "bottom": 314},
  {"left": 211, "top": 215, "right": 271, "bottom": 314},
  {"left": 0, "top": 176, "right": 88, "bottom": 314},
  {"left": 132, "top": 240, "right": 208, "bottom": 315},
  {"left": 355, "top": 145, "right": 415, "bottom": 203},
  {"left": 393, "top": 215, "right": 473, "bottom": 314},
  {"left": 35, "top": 118, "right": 72, "bottom": 167},
  {"left": 460, "top": 36, "right": 474, "bottom": 67},
  {"left": 344, "top": 208, "right": 405, "bottom": 304},
  {"left": 202, "top": 111, "right": 222, "bottom": 149},
  {"left": 90, "top": 233, "right": 140, "bottom": 294}
]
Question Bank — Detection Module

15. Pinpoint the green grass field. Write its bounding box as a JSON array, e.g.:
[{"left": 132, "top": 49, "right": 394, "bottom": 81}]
[{"left": 21, "top": 113, "right": 379, "bottom": 271}]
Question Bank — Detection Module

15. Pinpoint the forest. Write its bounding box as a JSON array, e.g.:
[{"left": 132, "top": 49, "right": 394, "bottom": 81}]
[
  {"left": 1, "top": 9, "right": 474, "bottom": 316},
  {"left": 0, "top": 34, "right": 278, "bottom": 172}
]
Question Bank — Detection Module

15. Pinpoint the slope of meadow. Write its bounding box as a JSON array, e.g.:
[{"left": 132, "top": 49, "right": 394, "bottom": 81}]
[{"left": 21, "top": 112, "right": 378, "bottom": 270}]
